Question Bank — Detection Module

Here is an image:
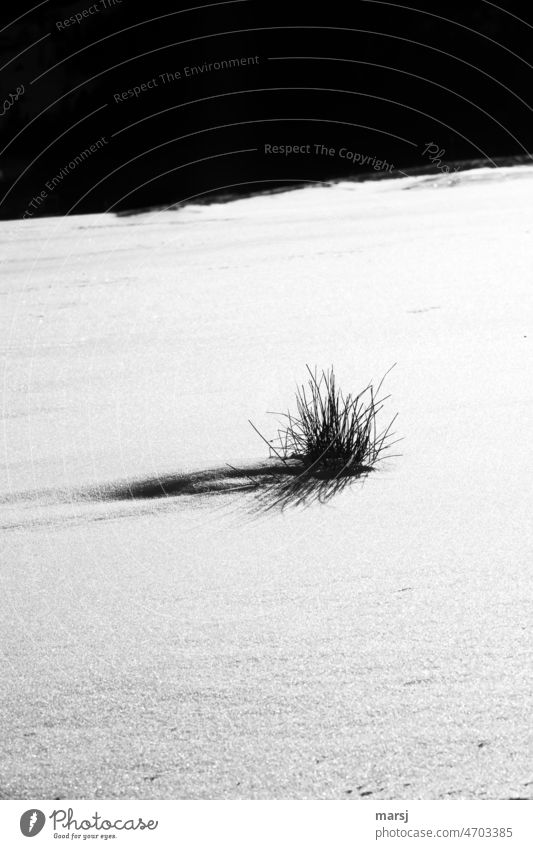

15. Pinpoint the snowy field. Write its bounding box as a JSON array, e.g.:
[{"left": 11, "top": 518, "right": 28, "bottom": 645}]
[{"left": 1, "top": 167, "right": 532, "bottom": 799}]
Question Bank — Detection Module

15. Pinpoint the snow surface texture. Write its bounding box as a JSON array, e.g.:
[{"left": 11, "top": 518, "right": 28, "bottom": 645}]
[{"left": 1, "top": 167, "right": 532, "bottom": 799}]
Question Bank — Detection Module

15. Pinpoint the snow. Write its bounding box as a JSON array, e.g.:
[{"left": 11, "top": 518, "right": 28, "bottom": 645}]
[{"left": 1, "top": 168, "right": 532, "bottom": 799}]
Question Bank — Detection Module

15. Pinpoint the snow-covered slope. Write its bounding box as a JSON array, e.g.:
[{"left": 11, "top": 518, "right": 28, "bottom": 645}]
[{"left": 1, "top": 168, "right": 532, "bottom": 798}]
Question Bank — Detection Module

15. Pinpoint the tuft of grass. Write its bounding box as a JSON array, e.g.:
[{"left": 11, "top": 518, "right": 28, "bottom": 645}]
[{"left": 250, "top": 365, "right": 400, "bottom": 479}]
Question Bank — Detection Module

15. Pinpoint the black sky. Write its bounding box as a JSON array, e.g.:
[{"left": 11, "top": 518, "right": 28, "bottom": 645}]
[{"left": 1, "top": 0, "right": 532, "bottom": 218}]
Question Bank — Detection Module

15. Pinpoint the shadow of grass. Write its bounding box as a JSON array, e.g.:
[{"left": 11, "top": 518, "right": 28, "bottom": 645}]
[
  {"left": 247, "top": 465, "right": 373, "bottom": 513},
  {"left": 98, "top": 459, "right": 373, "bottom": 512}
]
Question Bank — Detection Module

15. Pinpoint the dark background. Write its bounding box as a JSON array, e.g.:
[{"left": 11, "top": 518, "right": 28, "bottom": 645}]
[{"left": 1, "top": 0, "right": 532, "bottom": 219}]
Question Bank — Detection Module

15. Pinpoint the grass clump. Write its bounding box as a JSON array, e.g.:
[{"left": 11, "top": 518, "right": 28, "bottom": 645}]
[{"left": 250, "top": 365, "right": 399, "bottom": 479}]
